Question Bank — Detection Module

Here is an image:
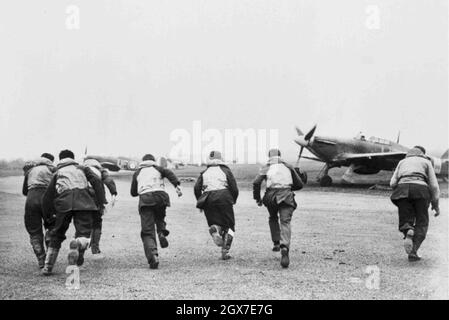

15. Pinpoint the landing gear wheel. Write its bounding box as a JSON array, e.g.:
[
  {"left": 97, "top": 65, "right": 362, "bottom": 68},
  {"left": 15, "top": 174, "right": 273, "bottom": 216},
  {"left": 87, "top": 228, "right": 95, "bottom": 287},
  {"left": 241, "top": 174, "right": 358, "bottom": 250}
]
[{"left": 319, "top": 175, "right": 333, "bottom": 187}]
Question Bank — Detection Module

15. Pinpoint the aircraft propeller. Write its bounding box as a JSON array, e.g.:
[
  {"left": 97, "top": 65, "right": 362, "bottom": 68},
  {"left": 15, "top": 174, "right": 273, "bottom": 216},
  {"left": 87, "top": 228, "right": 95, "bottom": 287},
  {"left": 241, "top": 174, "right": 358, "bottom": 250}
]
[
  {"left": 295, "top": 124, "right": 317, "bottom": 162},
  {"left": 294, "top": 124, "right": 316, "bottom": 184},
  {"left": 304, "top": 125, "right": 317, "bottom": 141}
]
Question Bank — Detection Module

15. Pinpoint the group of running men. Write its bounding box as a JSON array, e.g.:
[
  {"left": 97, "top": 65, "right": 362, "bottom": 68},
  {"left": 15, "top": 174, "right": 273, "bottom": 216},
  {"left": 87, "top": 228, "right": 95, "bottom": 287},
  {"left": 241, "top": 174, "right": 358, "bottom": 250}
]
[{"left": 22, "top": 145, "right": 440, "bottom": 275}]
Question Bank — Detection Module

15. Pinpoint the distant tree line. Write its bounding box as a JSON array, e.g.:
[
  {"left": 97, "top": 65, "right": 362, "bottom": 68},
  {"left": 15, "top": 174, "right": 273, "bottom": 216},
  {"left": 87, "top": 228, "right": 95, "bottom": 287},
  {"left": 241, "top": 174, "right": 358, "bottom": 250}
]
[{"left": 0, "top": 158, "right": 25, "bottom": 170}]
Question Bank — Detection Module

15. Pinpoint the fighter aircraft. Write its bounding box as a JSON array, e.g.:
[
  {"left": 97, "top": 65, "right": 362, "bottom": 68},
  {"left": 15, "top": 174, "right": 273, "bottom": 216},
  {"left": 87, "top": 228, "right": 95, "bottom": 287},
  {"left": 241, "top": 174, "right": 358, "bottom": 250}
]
[
  {"left": 294, "top": 125, "right": 449, "bottom": 186},
  {"left": 83, "top": 155, "right": 140, "bottom": 172},
  {"left": 83, "top": 152, "right": 187, "bottom": 172}
]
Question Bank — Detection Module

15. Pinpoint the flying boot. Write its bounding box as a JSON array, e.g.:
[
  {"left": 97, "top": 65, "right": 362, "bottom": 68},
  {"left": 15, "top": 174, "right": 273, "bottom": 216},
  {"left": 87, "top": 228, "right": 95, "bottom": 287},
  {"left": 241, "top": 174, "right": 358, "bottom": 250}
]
[
  {"left": 90, "top": 228, "right": 102, "bottom": 254},
  {"left": 77, "top": 237, "right": 90, "bottom": 266},
  {"left": 30, "top": 235, "right": 46, "bottom": 269},
  {"left": 158, "top": 229, "right": 170, "bottom": 249},
  {"left": 42, "top": 247, "right": 59, "bottom": 276},
  {"left": 68, "top": 237, "right": 90, "bottom": 266},
  {"left": 142, "top": 236, "right": 159, "bottom": 269},
  {"left": 409, "top": 232, "right": 426, "bottom": 262},
  {"left": 209, "top": 225, "right": 224, "bottom": 247},
  {"left": 221, "top": 229, "right": 234, "bottom": 260},
  {"left": 404, "top": 229, "right": 414, "bottom": 255},
  {"left": 280, "top": 246, "right": 290, "bottom": 268}
]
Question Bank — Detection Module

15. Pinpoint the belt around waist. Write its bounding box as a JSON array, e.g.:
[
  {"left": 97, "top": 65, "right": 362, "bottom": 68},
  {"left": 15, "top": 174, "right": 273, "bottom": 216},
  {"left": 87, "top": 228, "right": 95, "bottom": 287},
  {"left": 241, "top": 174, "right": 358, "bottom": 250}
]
[
  {"left": 398, "top": 175, "right": 426, "bottom": 182},
  {"left": 204, "top": 188, "right": 227, "bottom": 192},
  {"left": 266, "top": 187, "right": 292, "bottom": 191}
]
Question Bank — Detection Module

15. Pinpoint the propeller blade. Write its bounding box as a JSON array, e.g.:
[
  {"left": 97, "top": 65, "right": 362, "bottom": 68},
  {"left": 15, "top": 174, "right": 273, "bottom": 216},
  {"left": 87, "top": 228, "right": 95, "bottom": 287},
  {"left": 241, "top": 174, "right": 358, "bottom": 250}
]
[
  {"left": 295, "top": 146, "right": 305, "bottom": 167},
  {"left": 295, "top": 125, "right": 316, "bottom": 168},
  {"left": 304, "top": 124, "right": 317, "bottom": 141},
  {"left": 299, "top": 146, "right": 304, "bottom": 159}
]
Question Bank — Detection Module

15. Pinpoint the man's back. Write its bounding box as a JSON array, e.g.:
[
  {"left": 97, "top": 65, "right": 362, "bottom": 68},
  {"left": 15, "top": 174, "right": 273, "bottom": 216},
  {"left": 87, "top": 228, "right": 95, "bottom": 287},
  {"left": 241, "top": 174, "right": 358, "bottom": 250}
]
[
  {"left": 55, "top": 160, "right": 89, "bottom": 195},
  {"left": 27, "top": 164, "right": 54, "bottom": 189},
  {"left": 137, "top": 166, "right": 166, "bottom": 194}
]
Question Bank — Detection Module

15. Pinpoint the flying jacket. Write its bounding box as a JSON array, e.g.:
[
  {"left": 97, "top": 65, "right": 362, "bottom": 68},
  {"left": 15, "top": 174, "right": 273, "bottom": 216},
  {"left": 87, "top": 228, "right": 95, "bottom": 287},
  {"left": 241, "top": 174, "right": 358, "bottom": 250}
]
[
  {"left": 42, "top": 159, "right": 106, "bottom": 216},
  {"left": 253, "top": 157, "right": 303, "bottom": 208},
  {"left": 84, "top": 159, "right": 118, "bottom": 197},
  {"left": 130, "top": 160, "right": 180, "bottom": 208},
  {"left": 390, "top": 148, "right": 440, "bottom": 208},
  {"left": 22, "top": 157, "right": 56, "bottom": 196},
  {"left": 194, "top": 162, "right": 239, "bottom": 209}
]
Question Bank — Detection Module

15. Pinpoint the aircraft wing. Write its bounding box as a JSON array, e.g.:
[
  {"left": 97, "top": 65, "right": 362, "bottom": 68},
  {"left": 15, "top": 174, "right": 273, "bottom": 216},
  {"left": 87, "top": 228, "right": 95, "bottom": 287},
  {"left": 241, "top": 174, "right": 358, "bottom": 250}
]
[
  {"left": 99, "top": 162, "right": 121, "bottom": 172},
  {"left": 301, "top": 156, "right": 326, "bottom": 162},
  {"left": 334, "top": 151, "right": 407, "bottom": 162}
]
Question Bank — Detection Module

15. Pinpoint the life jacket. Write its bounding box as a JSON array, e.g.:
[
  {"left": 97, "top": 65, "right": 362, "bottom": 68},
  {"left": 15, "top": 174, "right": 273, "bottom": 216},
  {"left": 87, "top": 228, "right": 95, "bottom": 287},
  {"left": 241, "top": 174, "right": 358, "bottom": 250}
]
[
  {"left": 55, "top": 159, "right": 89, "bottom": 195},
  {"left": 27, "top": 157, "right": 54, "bottom": 189},
  {"left": 396, "top": 148, "right": 432, "bottom": 186},
  {"left": 266, "top": 157, "right": 293, "bottom": 189},
  {"left": 202, "top": 166, "right": 228, "bottom": 192},
  {"left": 137, "top": 160, "right": 165, "bottom": 195},
  {"left": 83, "top": 159, "right": 102, "bottom": 179}
]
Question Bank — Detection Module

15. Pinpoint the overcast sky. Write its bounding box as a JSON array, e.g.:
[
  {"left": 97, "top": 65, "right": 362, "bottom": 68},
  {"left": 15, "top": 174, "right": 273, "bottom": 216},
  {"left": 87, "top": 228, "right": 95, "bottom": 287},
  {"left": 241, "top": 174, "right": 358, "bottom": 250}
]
[{"left": 0, "top": 0, "right": 447, "bottom": 162}]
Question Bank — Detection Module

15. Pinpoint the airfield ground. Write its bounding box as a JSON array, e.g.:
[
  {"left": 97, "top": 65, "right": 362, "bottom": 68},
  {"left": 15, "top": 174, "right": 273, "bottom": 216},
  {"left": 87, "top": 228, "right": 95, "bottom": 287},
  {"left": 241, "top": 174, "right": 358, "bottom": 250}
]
[{"left": 0, "top": 163, "right": 447, "bottom": 300}]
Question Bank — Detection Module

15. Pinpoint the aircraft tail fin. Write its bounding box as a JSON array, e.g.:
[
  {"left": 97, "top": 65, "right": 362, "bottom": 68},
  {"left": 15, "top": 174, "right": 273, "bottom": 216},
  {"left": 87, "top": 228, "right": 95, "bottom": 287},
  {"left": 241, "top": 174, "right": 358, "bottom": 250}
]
[
  {"left": 442, "top": 149, "right": 448, "bottom": 159},
  {"left": 396, "top": 131, "right": 401, "bottom": 144}
]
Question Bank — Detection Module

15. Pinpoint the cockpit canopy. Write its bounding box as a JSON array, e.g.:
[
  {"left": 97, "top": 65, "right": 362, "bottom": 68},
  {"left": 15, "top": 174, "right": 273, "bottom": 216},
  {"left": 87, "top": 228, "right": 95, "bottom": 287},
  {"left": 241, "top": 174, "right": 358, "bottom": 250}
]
[
  {"left": 367, "top": 136, "right": 392, "bottom": 146},
  {"left": 354, "top": 133, "right": 393, "bottom": 145}
]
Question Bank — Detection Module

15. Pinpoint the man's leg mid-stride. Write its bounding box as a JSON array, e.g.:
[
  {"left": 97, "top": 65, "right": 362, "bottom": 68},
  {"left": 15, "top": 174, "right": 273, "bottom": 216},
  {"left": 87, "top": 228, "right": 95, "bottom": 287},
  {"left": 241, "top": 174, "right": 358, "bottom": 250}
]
[
  {"left": 90, "top": 209, "right": 103, "bottom": 255},
  {"left": 154, "top": 207, "right": 169, "bottom": 249},
  {"left": 42, "top": 212, "right": 72, "bottom": 275},
  {"left": 279, "top": 205, "right": 294, "bottom": 268},
  {"left": 268, "top": 206, "right": 281, "bottom": 252},
  {"left": 68, "top": 211, "right": 93, "bottom": 267},
  {"left": 140, "top": 206, "right": 159, "bottom": 269},
  {"left": 25, "top": 191, "right": 46, "bottom": 268}
]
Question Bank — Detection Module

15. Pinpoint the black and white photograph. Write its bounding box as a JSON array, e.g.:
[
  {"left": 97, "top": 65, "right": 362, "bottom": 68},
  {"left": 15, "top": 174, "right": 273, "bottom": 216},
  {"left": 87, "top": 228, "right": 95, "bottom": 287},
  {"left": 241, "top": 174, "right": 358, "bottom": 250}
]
[{"left": 0, "top": 0, "right": 448, "bottom": 304}]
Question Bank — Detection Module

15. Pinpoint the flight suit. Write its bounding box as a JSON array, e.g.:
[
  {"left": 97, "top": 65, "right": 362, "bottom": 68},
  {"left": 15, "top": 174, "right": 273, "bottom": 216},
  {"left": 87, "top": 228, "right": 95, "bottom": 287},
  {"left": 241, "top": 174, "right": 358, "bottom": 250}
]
[
  {"left": 41, "top": 158, "right": 105, "bottom": 275},
  {"left": 22, "top": 157, "right": 56, "bottom": 268},
  {"left": 130, "top": 160, "right": 180, "bottom": 269},
  {"left": 84, "top": 159, "right": 117, "bottom": 254},
  {"left": 253, "top": 156, "right": 303, "bottom": 267},
  {"left": 194, "top": 160, "right": 239, "bottom": 260},
  {"left": 390, "top": 148, "right": 440, "bottom": 260}
]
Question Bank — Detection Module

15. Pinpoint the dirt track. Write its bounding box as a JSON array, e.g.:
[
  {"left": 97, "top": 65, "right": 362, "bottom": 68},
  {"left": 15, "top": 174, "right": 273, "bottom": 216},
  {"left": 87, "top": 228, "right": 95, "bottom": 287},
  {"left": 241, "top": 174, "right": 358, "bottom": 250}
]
[{"left": 0, "top": 175, "right": 447, "bottom": 300}]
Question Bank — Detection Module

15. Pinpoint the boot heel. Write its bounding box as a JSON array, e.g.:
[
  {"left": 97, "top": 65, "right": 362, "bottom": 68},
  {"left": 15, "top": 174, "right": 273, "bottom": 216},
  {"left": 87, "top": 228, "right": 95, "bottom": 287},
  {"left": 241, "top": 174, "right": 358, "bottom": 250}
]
[
  {"left": 149, "top": 254, "right": 159, "bottom": 269},
  {"left": 68, "top": 239, "right": 79, "bottom": 266},
  {"left": 91, "top": 228, "right": 102, "bottom": 254},
  {"left": 158, "top": 233, "right": 169, "bottom": 249},
  {"left": 209, "top": 225, "right": 224, "bottom": 247},
  {"left": 280, "top": 247, "right": 290, "bottom": 268},
  {"left": 404, "top": 229, "right": 414, "bottom": 255},
  {"left": 221, "top": 249, "right": 231, "bottom": 260}
]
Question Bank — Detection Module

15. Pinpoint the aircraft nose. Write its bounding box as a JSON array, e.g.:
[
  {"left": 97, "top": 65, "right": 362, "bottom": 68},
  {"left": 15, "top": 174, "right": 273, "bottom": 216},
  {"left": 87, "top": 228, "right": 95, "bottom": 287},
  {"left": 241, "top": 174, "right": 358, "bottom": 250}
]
[{"left": 294, "top": 136, "right": 308, "bottom": 147}]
